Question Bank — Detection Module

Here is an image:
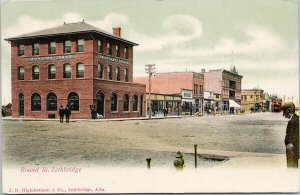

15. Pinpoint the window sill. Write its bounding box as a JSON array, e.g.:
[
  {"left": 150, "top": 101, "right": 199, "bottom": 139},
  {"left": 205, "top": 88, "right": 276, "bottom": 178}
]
[
  {"left": 123, "top": 111, "right": 130, "bottom": 113},
  {"left": 31, "top": 111, "right": 41, "bottom": 112},
  {"left": 132, "top": 111, "right": 139, "bottom": 113},
  {"left": 110, "top": 111, "right": 118, "bottom": 114}
]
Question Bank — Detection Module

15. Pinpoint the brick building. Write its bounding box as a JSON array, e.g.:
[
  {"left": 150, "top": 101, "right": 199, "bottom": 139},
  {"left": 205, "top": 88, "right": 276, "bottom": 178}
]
[
  {"left": 134, "top": 72, "right": 204, "bottom": 115},
  {"left": 5, "top": 21, "right": 146, "bottom": 119},
  {"left": 204, "top": 68, "right": 242, "bottom": 113}
]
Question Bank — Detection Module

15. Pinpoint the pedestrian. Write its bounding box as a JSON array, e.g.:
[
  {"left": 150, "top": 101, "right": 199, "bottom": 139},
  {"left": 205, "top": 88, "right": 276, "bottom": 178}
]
[
  {"left": 58, "top": 105, "right": 65, "bottom": 123},
  {"left": 163, "top": 107, "right": 167, "bottom": 117},
  {"left": 281, "top": 102, "right": 299, "bottom": 168},
  {"left": 65, "top": 104, "right": 71, "bottom": 123}
]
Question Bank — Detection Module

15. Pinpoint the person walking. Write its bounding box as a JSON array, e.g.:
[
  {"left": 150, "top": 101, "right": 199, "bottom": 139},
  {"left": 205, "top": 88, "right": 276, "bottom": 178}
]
[
  {"left": 65, "top": 104, "right": 71, "bottom": 123},
  {"left": 58, "top": 105, "right": 65, "bottom": 123},
  {"left": 281, "top": 102, "right": 299, "bottom": 168}
]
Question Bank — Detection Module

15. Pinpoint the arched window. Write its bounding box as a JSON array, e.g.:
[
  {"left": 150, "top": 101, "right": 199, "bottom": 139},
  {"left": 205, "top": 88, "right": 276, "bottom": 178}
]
[
  {"left": 124, "top": 68, "right": 128, "bottom": 82},
  {"left": 107, "top": 65, "right": 112, "bottom": 80},
  {"left": 98, "top": 64, "right": 103, "bottom": 78},
  {"left": 123, "top": 94, "right": 129, "bottom": 112},
  {"left": 32, "top": 65, "right": 39, "bottom": 80},
  {"left": 76, "top": 63, "right": 84, "bottom": 78},
  {"left": 133, "top": 95, "right": 138, "bottom": 111},
  {"left": 48, "top": 64, "right": 56, "bottom": 79},
  {"left": 31, "top": 93, "right": 41, "bottom": 111},
  {"left": 47, "top": 92, "right": 57, "bottom": 111},
  {"left": 68, "top": 92, "right": 79, "bottom": 111},
  {"left": 18, "top": 66, "right": 25, "bottom": 80},
  {"left": 111, "top": 93, "right": 118, "bottom": 112},
  {"left": 63, "top": 64, "right": 71, "bottom": 78},
  {"left": 116, "top": 67, "right": 120, "bottom": 81}
]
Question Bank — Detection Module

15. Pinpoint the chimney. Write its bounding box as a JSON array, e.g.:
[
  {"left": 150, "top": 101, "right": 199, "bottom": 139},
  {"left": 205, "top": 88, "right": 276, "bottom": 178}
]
[
  {"left": 113, "top": 27, "right": 121, "bottom": 37},
  {"left": 201, "top": 68, "right": 205, "bottom": 73}
]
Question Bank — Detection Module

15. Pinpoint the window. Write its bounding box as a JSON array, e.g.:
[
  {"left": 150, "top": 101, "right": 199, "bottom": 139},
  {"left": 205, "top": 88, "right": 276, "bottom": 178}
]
[
  {"left": 200, "top": 85, "right": 203, "bottom": 94},
  {"left": 48, "top": 64, "right": 56, "bottom": 79},
  {"left": 98, "top": 40, "right": 103, "bottom": 53},
  {"left": 111, "top": 93, "right": 118, "bottom": 112},
  {"left": 32, "top": 65, "right": 39, "bottom": 80},
  {"left": 68, "top": 92, "right": 79, "bottom": 111},
  {"left": 47, "top": 93, "right": 57, "bottom": 111},
  {"left": 123, "top": 94, "right": 129, "bottom": 112},
  {"left": 18, "top": 66, "right": 25, "bottom": 80},
  {"left": 63, "top": 64, "right": 71, "bottom": 78},
  {"left": 116, "top": 45, "right": 120, "bottom": 57},
  {"left": 76, "top": 63, "right": 84, "bottom": 78},
  {"left": 107, "top": 65, "right": 112, "bottom": 80},
  {"left": 107, "top": 42, "right": 112, "bottom": 55},
  {"left": 124, "top": 46, "right": 128, "bottom": 59},
  {"left": 124, "top": 68, "right": 128, "bottom": 82},
  {"left": 133, "top": 95, "right": 138, "bottom": 111},
  {"left": 116, "top": 67, "right": 120, "bottom": 81},
  {"left": 64, "top": 40, "right": 71, "bottom": 53},
  {"left": 48, "top": 42, "right": 56, "bottom": 54},
  {"left": 98, "top": 64, "right": 103, "bottom": 78},
  {"left": 32, "top": 43, "right": 39, "bottom": 55},
  {"left": 18, "top": 44, "right": 25, "bottom": 56},
  {"left": 77, "top": 39, "right": 84, "bottom": 52},
  {"left": 194, "top": 84, "right": 198, "bottom": 95},
  {"left": 31, "top": 93, "right": 41, "bottom": 111}
]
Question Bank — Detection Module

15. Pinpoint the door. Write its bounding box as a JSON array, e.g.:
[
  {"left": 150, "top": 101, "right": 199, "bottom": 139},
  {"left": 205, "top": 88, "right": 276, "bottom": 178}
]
[
  {"left": 140, "top": 95, "right": 143, "bottom": 116},
  {"left": 96, "top": 92, "right": 105, "bottom": 117},
  {"left": 19, "top": 93, "right": 24, "bottom": 116}
]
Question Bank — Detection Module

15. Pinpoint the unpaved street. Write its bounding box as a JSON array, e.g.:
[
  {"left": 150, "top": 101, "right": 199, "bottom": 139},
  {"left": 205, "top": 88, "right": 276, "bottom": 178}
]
[{"left": 2, "top": 112, "right": 288, "bottom": 168}]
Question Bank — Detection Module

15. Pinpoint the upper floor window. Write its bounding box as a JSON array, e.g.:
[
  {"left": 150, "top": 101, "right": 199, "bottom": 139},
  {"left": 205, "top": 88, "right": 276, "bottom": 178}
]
[
  {"left": 18, "top": 66, "right": 25, "bottom": 80},
  {"left": 48, "top": 64, "right": 56, "bottom": 79},
  {"left": 48, "top": 42, "right": 56, "bottom": 54},
  {"left": 32, "top": 43, "right": 39, "bottom": 55},
  {"left": 116, "top": 67, "right": 120, "bottom": 81},
  {"left": 107, "top": 65, "right": 112, "bottom": 80},
  {"left": 77, "top": 39, "right": 84, "bottom": 52},
  {"left": 18, "top": 44, "right": 25, "bottom": 56},
  {"left": 31, "top": 93, "right": 41, "bottom": 111},
  {"left": 98, "top": 64, "right": 103, "bottom": 78},
  {"left": 32, "top": 65, "right": 39, "bottom": 80},
  {"left": 116, "top": 45, "right": 120, "bottom": 57},
  {"left": 63, "top": 64, "right": 71, "bottom": 78},
  {"left": 76, "top": 63, "right": 84, "bottom": 78},
  {"left": 98, "top": 40, "right": 103, "bottom": 53},
  {"left": 124, "top": 46, "right": 128, "bottom": 59},
  {"left": 64, "top": 40, "right": 71, "bottom": 53},
  {"left": 124, "top": 68, "right": 128, "bottom": 82},
  {"left": 107, "top": 42, "right": 112, "bottom": 55}
]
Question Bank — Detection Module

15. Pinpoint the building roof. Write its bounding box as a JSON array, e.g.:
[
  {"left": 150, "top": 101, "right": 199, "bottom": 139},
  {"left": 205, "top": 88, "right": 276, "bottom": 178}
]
[
  {"left": 4, "top": 21, "right": 138, "bottom": 46},
  {"left": 208, "top": 68, "right": 243, "bottom": 78}
]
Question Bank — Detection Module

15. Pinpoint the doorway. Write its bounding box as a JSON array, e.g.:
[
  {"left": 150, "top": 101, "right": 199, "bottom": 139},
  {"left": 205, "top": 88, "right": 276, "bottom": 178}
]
[
  {"left": 96, "top": 92, "right": 105, "bottom": 117},
  {"left": 140, "top": 95, "right": 143, "bottom": 116},
  {"left": 19, "top": 93, "right": 24, "bottom": 116}
]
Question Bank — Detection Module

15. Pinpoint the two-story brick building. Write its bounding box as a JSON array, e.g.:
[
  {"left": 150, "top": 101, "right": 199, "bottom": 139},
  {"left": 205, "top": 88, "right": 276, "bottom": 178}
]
[
  {"left": 204, "top": 68, "right": 242, "bottom": 113},
  {"left": 5, "top": 21, "right": 146, "bottom": 119}
]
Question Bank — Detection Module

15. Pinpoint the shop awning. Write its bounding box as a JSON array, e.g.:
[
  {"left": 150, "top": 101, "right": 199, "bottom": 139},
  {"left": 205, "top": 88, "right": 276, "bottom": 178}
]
[{"left": 229, "top": 99, "right": 241, "bottom": 108}]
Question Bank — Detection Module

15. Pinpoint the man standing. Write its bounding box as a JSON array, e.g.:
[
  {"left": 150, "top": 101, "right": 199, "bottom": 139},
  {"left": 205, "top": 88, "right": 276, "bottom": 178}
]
[
  {"left": 65, "top": 104, "right": 71, "bottom": 123},
  {"left": 281, "top": 102, "right": 299, "bottom": 168},
  {"left": 58, "top": 105, "right": 65, "bottom": 123}
]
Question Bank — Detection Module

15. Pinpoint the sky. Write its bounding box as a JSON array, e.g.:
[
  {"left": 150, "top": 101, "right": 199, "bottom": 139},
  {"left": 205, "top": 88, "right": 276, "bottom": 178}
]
[{"left": 1, "top": 0, "right": 299, "bottom": 104}]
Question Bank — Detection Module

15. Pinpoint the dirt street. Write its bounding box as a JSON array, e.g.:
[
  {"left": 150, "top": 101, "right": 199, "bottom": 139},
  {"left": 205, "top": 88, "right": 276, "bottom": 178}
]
[{"left": 2, "top": 112, "right": 288, "bottom": 168}]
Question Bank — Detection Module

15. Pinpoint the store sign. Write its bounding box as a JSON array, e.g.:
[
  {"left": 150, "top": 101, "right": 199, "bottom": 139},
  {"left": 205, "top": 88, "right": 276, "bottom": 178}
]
[
  {"left": 98, "top": 54, "right": 129, "bottom": 65},
  {"left": 28, "top": 55, "right": 75, "bottom": 62}
]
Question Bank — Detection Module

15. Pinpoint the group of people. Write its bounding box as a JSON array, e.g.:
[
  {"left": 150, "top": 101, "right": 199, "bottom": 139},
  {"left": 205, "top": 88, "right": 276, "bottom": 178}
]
[{"left": 58, "top": 105, "right": 71, "bottom": 123}]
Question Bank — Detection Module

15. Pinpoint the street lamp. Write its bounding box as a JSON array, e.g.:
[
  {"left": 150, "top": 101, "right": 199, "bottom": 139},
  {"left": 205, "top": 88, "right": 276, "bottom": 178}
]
[{"left": 145, "top": 64, "right": 155, "bottom": 119}]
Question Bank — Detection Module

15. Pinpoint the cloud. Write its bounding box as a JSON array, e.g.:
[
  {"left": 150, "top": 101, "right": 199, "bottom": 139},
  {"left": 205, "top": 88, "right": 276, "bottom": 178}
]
[
  {"left": 130, "top": 15, "right": 202, "bottom": 51},
  {"left": 171, "top": 25, "right": 285, "bottom": 57}
]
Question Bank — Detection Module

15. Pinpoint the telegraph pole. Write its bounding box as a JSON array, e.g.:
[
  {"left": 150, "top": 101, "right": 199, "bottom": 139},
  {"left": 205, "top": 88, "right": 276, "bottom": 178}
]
[{"left": 145, "top": 64, "right": 155, "bottom": 119}]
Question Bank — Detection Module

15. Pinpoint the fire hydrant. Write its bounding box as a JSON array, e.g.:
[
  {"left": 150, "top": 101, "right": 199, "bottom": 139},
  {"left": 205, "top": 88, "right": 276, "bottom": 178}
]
[{"left": 173, "top": 151, "right": 184, "bottom": 170}]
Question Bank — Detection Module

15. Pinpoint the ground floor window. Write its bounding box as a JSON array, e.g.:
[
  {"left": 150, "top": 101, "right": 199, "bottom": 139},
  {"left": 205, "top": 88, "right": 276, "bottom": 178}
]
[
  {"left": 111, "top": 93, "right": 118, "bottom": 111},
  {"left": 68, "top": 92, "right": 79, "bottom": 111},
  {"left": 123, "top": 94, "right": 129, "bottom": 111},
  {"left": 47, "top": 92, "right": 57, "bottom": 111},
  {"left": 133, "top": 95, "right": 138, "bottom": 111},
  {"left": 31, "top": 93, "right": 41, "bottom": 111}
]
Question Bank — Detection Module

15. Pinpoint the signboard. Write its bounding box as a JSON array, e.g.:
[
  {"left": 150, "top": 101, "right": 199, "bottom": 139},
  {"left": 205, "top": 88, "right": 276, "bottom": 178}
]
[{"left": 98, "top": 54, "right": 129, "bottom": 65}]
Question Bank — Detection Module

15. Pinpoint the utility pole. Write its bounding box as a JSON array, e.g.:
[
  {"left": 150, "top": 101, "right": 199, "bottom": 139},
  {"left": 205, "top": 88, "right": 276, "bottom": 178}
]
[{"left": 145, "top": 64, "right": 155, "bottom": 119}]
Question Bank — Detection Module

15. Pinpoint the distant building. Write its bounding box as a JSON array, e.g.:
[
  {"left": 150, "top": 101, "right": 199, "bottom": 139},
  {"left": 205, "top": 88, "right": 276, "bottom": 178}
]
[
  {"left": 5, "top": 21, "right": 146, "bottom": 119},
  {"left": 134, "top": 72, "right": 204, "bottom": 116},
  {"left": 204, "top": 68, "right": 243, "bottom": 113},
  {"left": 241, "top": 89, "right": 264, "bottom": 112}
]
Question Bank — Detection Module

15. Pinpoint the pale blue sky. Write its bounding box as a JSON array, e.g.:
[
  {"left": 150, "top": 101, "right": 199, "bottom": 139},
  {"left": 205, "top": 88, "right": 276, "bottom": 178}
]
[{"left": 1, "top": 0, "right": 299, "bottom": 104}]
